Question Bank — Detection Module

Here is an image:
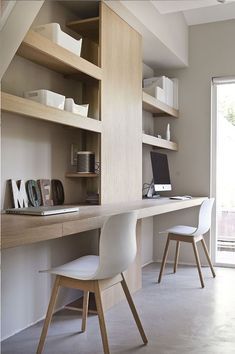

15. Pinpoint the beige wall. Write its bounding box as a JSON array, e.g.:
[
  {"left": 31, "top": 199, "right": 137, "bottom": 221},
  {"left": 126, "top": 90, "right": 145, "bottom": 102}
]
[
  {"left": 1, "top": 232, "right": 99, "bottom": 340},
  {"left": 154, "top": 20, "right": 235, "bottom": 264}
]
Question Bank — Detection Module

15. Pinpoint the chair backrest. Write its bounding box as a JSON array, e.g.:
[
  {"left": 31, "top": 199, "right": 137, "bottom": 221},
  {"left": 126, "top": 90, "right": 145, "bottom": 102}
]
[
  {"left": 92, "top": 211, "right": 138, "bottom": 280},
  {"left": 192, "top": 198, "right": 215, "bottom": 236}
]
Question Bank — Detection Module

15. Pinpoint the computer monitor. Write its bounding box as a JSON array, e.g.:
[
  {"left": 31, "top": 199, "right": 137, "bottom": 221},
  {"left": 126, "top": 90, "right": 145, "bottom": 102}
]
[{"left": 147, "top": 152, "right": 171, "bottom": 197}]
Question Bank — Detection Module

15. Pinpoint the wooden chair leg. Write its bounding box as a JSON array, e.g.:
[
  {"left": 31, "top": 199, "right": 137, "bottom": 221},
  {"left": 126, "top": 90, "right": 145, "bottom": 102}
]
[
  {"left": 192, "top": 240, "right": 205, "bottom": 288},
  {"left": 201, "top": 238, "right": 216, "bottom": 278},
  {"left": 36, "top": 276, "right": 60, "bottom": 354},
  {"left": 81, "top": 291, "right": 89, "bottom": 332},
  {"left": 94, "top": 282, "right": 110, "bottom": 354},
  {"left": 121, "top": 273, "right": 148, "bottom": 345},
  {"left": 174, "top": 241, "right": 180, "bottom": 273},
  {"left": 158, "top": 235, "right": 171, "bottom": 283}
]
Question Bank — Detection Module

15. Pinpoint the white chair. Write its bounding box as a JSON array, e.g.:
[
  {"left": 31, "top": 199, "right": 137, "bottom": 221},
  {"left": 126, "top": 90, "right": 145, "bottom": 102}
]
[
  {"left": 158, "top": 198, "right": 216, "bottom": 288},
  {"left": 37, "top": 212, "right": 148, "bottom": 354}
]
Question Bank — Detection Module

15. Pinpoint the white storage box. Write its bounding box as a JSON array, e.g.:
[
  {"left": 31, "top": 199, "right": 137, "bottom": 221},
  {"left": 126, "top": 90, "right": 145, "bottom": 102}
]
[
  {"left": 64, "top": 98, "right": 89, "bottom": 117},
  {"left": 143, "top": 85, "right": 155, "bottom": 97},
  {"left": 165, "top": 77, "right": 173, "bottom": 107},
  {"left": 156, "top": 87, "right": 166, "bottom": 103},
  {"left": 143, "top": 77, "right": 159, "bottom": 88},
  {"left": 24, "top": 89, "right": 65, "bottom": 110},
  {"left": 33, "top": 23, "right": 82, "bottom": 56},
  {"left": 143, "top": 76, "right": 174, "bottom": 107},
  {"left": 143, "top": 85, "right": 166, "bottom": 104},
  {"left": 172, "top": 78, "right": 179, "bottom": 109}
]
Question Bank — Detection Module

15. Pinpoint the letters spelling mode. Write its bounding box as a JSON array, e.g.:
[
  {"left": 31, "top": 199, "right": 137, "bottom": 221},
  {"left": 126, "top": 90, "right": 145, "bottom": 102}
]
[{"left": 9, "top": 179, "right": 65, "bottom": 208}]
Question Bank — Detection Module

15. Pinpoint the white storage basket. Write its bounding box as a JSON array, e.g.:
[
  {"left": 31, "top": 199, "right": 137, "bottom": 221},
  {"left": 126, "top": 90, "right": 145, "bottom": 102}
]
[
  {"left": 143, "top": 76, "right": 174, "bottom": 107},
  {"left": 33, "top": 23, "right": 82, "bottom": 56},
  {"left": 24, "top": 89, "right": 65, "bottom": 110},
  {"left": 64, "top": 98, "right": 89, "bottom": 117},
  {"left": 143, "top": 85, "right": 166, "bottom": 104}
]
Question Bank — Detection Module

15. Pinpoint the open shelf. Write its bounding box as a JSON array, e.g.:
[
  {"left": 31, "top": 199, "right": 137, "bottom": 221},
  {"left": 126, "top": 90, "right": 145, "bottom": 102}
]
[
  {"left": 1, "top": 92, "right": 102, "bottom": 134},
  {"left": 67, "top": 17, "right": 99, "bottom": 44},
  {"left": 17, "top": 30, "right": 102, "bottom": 81},
  {"left": 142, "top": 91, "right": 179, "bottom": 118},
  {"left": 66, "top": 172, "right": 99, "bottom": 178},
  {"left": 142, "top": 133, "right": 178, "bottom": 151}
]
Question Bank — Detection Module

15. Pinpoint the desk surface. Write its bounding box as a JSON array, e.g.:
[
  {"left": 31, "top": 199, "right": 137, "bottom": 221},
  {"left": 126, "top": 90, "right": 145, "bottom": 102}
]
[{"left": 1, "top": 197, "right": 206, "bottom": 250}]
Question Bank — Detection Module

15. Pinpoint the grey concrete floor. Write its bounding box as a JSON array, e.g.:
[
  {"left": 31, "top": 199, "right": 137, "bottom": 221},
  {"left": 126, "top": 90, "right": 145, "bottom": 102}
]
[{"left": 2, "top": 263, "right": 235, "bottom": 354}]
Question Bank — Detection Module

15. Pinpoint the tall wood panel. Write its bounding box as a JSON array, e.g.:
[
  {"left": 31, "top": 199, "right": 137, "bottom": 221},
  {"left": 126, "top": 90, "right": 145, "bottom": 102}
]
[
  {"left": 100, "top": 3, "right": 142, "bottom": 309},
  {"left": 101, "top": 3, "right": 142, "bottom": 204}
]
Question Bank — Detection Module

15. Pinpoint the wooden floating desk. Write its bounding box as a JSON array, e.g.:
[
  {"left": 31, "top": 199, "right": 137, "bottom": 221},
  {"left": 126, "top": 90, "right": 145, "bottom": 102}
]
[
  {"left": 1, "top": 197, "right": 206, "bottom": 310},
  {"left": 1, "top": 197, "right": 206, "bottom": 250}
]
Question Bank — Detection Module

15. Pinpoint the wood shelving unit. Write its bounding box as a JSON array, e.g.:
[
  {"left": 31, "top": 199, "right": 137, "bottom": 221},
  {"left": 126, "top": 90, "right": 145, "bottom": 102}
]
[
  {"left": 142, "top": 133, "right": 178, "bottom": 151},
  {"left": 17, "top": 30, "right": 102, "bottom": 81},
  {"left": 67, "top": 17, "right": 99, "bottom": 43},
  {"left": 65, "top": 172, "right": 99, "bottom": 178},
  {"left": 5, "top": 14, "right": 102, "bottom": 209},
  {"left": 1, "top": 92, "right": 102, "bottom": 134},
  {"left": 142, "top": 91, "right": 179, "bottom": 118}
]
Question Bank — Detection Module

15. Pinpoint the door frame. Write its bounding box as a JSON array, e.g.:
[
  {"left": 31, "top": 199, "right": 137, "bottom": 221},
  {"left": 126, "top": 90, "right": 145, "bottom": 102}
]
[{"left": 210, "top": 76, "right": 235, "bottom": 268}]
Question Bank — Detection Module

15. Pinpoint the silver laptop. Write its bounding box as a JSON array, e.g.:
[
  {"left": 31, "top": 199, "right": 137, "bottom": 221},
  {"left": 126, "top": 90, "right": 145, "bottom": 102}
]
[{"left": 5, "top": 205, "right": 80, "bottom": 216}]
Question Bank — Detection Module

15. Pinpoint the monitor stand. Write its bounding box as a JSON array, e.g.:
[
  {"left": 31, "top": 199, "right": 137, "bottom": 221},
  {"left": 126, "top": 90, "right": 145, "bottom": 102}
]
[{"left": 146, "top": 180, "right": 160, "bottom": 199}]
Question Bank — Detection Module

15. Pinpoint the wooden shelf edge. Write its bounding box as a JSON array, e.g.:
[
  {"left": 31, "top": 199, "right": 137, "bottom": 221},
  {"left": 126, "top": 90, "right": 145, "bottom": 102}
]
[
  {"left": 68, "top": 17, "right": 99, "bottom": 26},
  {"left": 1, "top": 92, "right": 102, "bottom": 134},
  {"left": 17, "top": 30, "right": 102, "bottom": 81},
  {"left": 142, "top": 91, "right": 179, "bottom": 118},
  {"left": 142, "top": 133, "right": 178, "bottom": 151},
  {"left": 67, "top": 17, "right": 99, "bottom": 43},
  {"left": 66, "top": 172, "right": 99, "bottom": 178}
]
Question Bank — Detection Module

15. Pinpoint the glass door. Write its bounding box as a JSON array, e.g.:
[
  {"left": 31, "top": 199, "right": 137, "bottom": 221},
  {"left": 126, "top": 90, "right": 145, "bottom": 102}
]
[{"left": 211, "top": 77, "right": 235, "bottom": 266}]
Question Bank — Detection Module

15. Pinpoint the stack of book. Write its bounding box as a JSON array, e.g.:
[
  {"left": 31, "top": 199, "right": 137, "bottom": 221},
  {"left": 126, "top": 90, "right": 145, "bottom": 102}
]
[{"left": 86, "top": 193, "right": 99, "bottom": 205}]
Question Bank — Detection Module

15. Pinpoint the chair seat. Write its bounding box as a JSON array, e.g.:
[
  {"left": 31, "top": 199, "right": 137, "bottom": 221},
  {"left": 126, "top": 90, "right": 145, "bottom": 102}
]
[
  {"left": 42, "top": 255, "right": 100, "bottom": 280},
  {"left": 37, "top": 212, "right": 148, "bottom": 354},
  {"left": 162, "top": 225, "right": 197, "bottom": 236},
  {"left": 158, "top": 199, "right": 216, "bottom": 289}
]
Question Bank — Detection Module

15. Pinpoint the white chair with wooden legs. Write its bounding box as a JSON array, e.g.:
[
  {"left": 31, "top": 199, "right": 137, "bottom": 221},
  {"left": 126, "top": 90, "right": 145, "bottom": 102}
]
[
  {"left": 37, "top": 212, "right": 148, "bottom": 354},
  {"left": 158, "top": 198, "right": 216, "bottom": 288}
]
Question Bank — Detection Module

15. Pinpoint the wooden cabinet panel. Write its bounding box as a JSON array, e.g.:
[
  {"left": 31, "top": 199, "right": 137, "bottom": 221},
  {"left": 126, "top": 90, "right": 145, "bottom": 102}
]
[
  {"left": 100, "top": 2, "right": 142, "bottom": 309},
  {"left": 101, "top": 3, "right": 142, "bottom": 204}
]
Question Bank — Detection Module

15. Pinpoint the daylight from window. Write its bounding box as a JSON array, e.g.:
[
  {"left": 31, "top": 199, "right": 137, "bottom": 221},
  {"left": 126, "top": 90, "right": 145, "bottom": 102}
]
[{"left": 216, "top": 83, "right": 235, "bottom": 265}]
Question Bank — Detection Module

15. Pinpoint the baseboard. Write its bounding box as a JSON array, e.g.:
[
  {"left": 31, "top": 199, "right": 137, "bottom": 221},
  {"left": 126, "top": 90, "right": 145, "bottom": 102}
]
[
  {"left": 154, "top": 259, "right": 209, "bottom": 267},
  {"left": 141, "top": 259, "right": 154, "bottom": 268},
  {"left": 1, "top": 304, "right": 64, "bottom": 342},
  {"left": 214, "top": 262, "right": 235, "bottom": 268},
  {"left": 1, "top": 294, "right": 83, "bottom": 342}
]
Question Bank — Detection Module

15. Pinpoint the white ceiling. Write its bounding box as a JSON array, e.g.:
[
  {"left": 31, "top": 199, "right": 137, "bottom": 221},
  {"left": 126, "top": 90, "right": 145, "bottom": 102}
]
[
  {"left": 151, "top": 0, "right": 235, "bottom": 25},
  {"left": 105, "top": 0, "right": 235, "bottom": 69},
  {"left": 151, "top": 0, "right": 229, "bottom": 14}
]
